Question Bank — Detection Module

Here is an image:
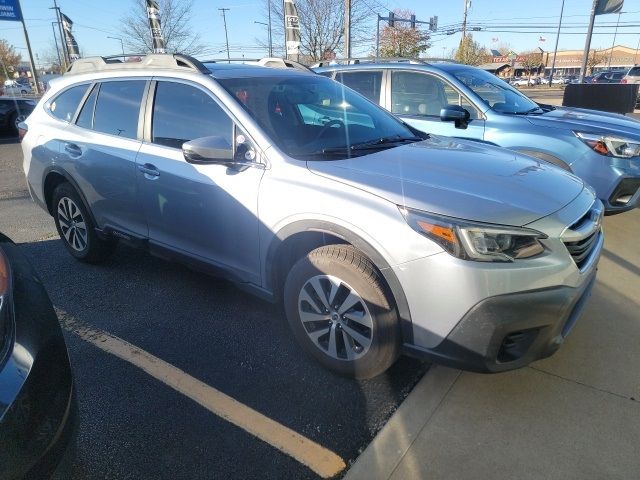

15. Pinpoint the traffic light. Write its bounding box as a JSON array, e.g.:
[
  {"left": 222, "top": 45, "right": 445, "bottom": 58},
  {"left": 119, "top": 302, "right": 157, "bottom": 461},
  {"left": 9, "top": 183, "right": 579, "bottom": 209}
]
[
  {"left": 410, "top": 15, "right": 416, "bottom": 29},
  {"left": 429, "top": 16, "right": 438, "bottom": 31},
  {"left": 388, "top": 12, "right": 395, "bottom": 27}
]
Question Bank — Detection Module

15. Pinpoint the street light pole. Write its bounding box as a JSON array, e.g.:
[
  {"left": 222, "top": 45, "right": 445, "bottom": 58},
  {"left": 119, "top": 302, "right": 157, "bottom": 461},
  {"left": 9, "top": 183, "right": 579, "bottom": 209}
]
[
  {"left": 107, "top": 36, "right": 125, "bottom": 57},
  {"left": 254, "top": 21, "right": 272, "bottom": 57}
]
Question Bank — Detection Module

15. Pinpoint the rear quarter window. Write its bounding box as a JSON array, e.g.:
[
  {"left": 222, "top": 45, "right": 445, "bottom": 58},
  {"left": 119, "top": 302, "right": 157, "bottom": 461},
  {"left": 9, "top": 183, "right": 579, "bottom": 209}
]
[{"left": 48, "top": 84, "right": 90, "bottom": 122}]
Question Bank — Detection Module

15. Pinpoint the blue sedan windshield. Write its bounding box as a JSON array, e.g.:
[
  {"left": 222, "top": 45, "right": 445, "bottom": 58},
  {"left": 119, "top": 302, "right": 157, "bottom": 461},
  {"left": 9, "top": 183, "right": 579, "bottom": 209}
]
[{"left": 450, "top": 68, "right": 541, "bottom": 114}]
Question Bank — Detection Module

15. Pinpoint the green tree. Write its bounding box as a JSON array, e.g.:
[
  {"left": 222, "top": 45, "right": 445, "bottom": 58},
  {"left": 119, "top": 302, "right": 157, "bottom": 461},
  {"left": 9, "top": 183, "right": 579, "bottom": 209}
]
[
  {"left": 454, "top": 35, "right": 488, "bottom": 66},
  {"left": 0, "top": 40, "right": 22, "bottom": 82},
  {"left": 378, "top": 9, "right": 430, "bottom": 58}
]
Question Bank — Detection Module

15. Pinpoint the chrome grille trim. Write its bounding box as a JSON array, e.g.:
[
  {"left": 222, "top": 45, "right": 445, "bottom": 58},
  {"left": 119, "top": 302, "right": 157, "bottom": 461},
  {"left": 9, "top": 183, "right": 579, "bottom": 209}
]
[{"left": 561, "top": 201, "right": 604, "bottom": 270}]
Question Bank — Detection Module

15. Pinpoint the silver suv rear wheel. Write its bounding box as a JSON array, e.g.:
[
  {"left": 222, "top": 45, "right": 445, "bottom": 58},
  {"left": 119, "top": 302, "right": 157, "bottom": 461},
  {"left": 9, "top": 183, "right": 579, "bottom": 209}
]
[{"left": 52, "top": 182, "right": 116, "bottom": 263}]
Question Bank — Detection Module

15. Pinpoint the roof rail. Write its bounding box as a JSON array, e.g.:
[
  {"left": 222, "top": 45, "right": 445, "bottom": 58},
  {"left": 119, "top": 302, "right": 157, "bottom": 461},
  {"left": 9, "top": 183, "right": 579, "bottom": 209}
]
[
  {"left": 311, "top": 57, "right": 459, "bottom": 68},
  {"left": 201, "top": 57, "right": 313, "bottom": 73},
  {"left": 65, "top": 53, "right": 211, "bottom": 75}
]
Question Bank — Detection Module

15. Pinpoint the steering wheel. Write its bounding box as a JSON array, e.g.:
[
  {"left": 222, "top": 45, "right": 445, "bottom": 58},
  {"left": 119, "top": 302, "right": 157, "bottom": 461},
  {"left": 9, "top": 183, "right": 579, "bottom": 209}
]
[{"left": 313, "top": 119, "right": 345, "bottom": 142}]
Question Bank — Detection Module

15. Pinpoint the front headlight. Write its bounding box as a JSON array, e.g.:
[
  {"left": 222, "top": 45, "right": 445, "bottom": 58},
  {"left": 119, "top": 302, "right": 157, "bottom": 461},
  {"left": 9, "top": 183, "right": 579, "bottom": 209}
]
[
  {"left": 400, "top": 207, "right": 547, "bottom": 262},
  {"left": 574, "top": 132, "right": 640, "bottom": 158}
]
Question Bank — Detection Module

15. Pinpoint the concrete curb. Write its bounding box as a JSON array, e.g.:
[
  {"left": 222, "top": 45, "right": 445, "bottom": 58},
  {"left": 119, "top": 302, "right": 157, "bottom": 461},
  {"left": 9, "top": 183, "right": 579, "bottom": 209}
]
[{"left": 344, "top": 366, "right": 461, "bottom": 480}]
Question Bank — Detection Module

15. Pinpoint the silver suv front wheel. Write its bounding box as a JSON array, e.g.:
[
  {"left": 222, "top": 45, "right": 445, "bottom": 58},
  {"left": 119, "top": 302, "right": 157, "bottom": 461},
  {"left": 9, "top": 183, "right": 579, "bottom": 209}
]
[{"left": 284, "top": 245, "right": 400, "bottom": 379}]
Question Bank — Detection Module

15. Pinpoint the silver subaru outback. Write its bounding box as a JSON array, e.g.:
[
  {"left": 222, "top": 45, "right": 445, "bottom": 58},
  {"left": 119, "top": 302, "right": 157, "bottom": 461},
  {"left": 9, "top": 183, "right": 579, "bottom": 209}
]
[{"left": 21, "top": 54, "right": 603, "bottom": 378}]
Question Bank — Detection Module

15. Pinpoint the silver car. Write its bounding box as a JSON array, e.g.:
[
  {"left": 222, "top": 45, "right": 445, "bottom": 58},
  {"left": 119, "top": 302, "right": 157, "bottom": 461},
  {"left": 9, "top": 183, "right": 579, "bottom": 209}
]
[{"left": 21, "top": 54, "right": 603, "bottom": 378}]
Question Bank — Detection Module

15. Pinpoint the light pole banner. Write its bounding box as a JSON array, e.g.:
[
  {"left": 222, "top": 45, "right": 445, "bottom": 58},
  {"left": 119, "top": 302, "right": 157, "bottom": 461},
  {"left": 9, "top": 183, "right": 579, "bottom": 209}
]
[
  {"left": 61, "top": 13, "right": 80, "bottom": 61},
  {"left": 595, "top": 0, "right": 623, "bottom": 15},
  {"left": 146, "top": 0, "right": 166, "bottom": 53},
  {"left": 0, "top": 0, "right": 22, "bottom": 22},
  {"left": 283, "top": 0, "right": 300, "bottom": 58}
]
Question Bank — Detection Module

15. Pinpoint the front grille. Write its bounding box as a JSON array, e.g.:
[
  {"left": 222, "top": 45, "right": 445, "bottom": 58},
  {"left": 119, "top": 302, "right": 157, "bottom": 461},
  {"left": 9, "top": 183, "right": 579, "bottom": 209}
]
[
  {"left": 562, "top": 204, "right": 603, "bottom": 270},
  {"left": 564, "top": 231, "right": 600, "bottom": 269}
]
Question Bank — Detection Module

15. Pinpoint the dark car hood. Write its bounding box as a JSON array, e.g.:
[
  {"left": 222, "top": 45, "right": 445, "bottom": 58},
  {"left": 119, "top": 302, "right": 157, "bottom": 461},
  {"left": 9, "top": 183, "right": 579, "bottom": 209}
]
[
  {"left": 307, "top": 136, "right": 585, "bottom": 227},
  {"left": 527, "top": 107, "right": 640, "bottom": 139}
]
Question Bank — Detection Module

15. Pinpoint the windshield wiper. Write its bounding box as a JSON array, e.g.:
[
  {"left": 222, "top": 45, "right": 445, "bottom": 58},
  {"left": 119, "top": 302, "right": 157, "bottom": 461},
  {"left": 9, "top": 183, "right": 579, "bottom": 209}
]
[
  {"left": 349, "top": 135, "right": 422, "bottom": 150},
  {"left": 509, "top": 106, "right": 544, "bottom": 115},
  {"left": 302, "top": 135, "right": 422, "bottom": 159}
]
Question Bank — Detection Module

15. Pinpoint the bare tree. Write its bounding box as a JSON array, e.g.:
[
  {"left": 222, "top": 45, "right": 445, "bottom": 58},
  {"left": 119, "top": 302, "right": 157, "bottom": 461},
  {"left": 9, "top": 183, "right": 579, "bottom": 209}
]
[
  {"left": 378, "top": 9, "right": 429, "bottom": 58},
  {"left": 261, "top": 0, "right": 371, "bottom": 62},
  {"left": 0, "top": 40, "right": 21, "bottom": 82},
  {"left": 520, "top": 50, "right": 543, "bottom": 82},
  {"left": 586, "top": 49, "right": 606, "bottom": 75},
  {"left": 120, "top": 0, "right": 208, "bottom": 56},
  {"left": 454, "top": 35, "right": 489, "bottom": 66}
]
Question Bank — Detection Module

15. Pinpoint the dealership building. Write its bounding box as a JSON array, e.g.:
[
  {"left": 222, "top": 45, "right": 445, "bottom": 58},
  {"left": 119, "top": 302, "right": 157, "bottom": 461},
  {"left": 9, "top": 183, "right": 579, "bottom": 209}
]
[{"left": 480, "top": 45, "right": 638, "bottom": 78}]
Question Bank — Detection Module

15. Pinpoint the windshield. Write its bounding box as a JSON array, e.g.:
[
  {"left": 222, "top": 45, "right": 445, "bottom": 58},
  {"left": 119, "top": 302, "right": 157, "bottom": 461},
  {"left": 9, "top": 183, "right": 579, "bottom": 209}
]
[
  {"left": 217, "top": 74, "right": 420, "bottom": 160},
  {"left": 449, "top": 68, "right": 541, "bottom": 114}
]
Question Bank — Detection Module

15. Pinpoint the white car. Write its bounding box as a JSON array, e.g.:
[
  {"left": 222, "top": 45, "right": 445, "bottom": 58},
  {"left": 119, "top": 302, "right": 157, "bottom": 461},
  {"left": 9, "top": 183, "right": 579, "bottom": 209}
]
[
  {"left": 3, "top": 80, "right": 33, "bottom": 95},
  {"left": 511, "top": 78, "right": 533, "bottom": 87}
]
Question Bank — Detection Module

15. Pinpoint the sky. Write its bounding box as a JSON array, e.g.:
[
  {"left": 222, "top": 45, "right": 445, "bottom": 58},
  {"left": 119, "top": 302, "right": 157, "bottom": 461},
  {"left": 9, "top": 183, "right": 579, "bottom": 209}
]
[{"left": 1, "top": 0, "right": 639, "bottom": 67}]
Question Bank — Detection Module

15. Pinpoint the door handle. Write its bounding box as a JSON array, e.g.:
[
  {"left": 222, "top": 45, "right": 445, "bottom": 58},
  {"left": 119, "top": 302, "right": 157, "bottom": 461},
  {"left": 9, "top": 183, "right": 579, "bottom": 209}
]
[
  {"left": 64, "top": 143, "right": 82, "bottom": 157},
  {"left": 138, "top": 163, "right": 160, "bottom": 178}
]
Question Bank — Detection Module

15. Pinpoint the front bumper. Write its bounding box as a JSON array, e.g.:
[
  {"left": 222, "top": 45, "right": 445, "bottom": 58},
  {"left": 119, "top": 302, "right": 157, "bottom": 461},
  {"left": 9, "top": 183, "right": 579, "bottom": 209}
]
[
  {"left": 403, "top": 268, "right": 597, "bottom": 372},
  {"left": 0, "top": 240, "right": 77, "bottom": 480}
]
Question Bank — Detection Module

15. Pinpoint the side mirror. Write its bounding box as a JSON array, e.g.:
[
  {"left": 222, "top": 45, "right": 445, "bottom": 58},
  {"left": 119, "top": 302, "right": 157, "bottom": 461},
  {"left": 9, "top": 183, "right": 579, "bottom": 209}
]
[
  {"left": 440, "top": 105, "right": 471, "bottom": 129},
  {"left": 183, "top": 136, "right": 234, "bottom": 165}
]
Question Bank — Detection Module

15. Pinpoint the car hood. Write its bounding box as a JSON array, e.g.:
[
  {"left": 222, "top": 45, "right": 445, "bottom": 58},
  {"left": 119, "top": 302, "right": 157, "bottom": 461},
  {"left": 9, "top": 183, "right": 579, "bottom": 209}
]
[
  {"left": 307, "top": 136, "right": 585, "bottom": 227},
  {"left": 527, "top": 106, "right": 640, "bottom": 139}
]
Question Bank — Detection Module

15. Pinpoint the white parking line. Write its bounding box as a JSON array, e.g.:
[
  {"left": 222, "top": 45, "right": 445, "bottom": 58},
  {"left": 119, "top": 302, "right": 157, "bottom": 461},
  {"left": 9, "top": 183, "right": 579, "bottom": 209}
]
[{"left": 57, "top": 310, "right": 346, "bottom": 478}]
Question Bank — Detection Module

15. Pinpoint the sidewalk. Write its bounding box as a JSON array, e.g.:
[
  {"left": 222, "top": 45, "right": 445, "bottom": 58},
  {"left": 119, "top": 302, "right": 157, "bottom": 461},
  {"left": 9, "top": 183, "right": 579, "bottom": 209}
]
[{"left": 345, "top": 209, "right": 640, "bottom": 480}]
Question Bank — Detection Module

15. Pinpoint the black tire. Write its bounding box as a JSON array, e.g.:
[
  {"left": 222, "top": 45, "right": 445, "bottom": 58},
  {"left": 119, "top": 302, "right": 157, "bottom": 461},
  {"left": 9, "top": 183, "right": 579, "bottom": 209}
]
[
  {"left": 9, "top": 111, "right": 25, "bottom": 135},
  {"left": 284, "top": 245, "right": 400, "bottom": 379},
  {"left": 52, "top": 182, "right": 116, "bottom": 263}
]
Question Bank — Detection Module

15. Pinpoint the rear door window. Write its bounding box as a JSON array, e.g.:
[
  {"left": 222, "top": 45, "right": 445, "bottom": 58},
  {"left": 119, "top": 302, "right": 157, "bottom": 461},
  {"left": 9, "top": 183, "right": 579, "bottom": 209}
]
[
  {"left": 76, "top": 84, "right": 99, "bottom": 129},
  {"left": 335, "top": 71, "right": 383, "bottom": 103},
  {"left": 92, "top": 80, "right": 146, "bottom": 139},
  {"left": 48, "top": 84, "right": 90, "bottom": 122}
]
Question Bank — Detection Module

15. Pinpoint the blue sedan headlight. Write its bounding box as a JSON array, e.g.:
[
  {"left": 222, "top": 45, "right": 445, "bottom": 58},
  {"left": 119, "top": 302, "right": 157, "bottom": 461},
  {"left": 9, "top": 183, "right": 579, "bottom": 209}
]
[{"left": 574, "top": 132, "right": 640, "bottom": 158}]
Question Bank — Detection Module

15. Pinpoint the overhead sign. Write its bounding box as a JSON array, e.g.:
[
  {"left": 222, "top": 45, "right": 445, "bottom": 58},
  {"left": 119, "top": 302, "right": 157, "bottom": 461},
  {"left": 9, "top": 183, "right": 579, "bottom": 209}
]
[{"left": 0, "top": 0, "right": 22, "bottom": 22}]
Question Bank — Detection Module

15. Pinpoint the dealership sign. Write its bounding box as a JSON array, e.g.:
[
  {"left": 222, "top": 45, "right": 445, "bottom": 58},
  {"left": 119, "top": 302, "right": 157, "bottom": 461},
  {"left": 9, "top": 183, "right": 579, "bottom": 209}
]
[{"left": 0, "top": 0, "right": 22, "bottom": 21}]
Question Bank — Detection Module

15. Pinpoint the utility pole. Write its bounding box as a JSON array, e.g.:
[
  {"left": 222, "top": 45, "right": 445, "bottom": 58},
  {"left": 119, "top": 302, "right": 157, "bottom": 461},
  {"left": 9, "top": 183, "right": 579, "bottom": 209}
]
[
  {"left": 51, "top": 22, "right": 62, "bottom": 71},
  {"left": 51, "top": 1, "right": 68, "bottom": 68},
  {"left": 219, "top": 8, "right": 231, "bottom": 62},
  {"left": 548, "top": 0, "right": 565, "bottom": 86},
  {"left": 460, "top": 0, "right": 470, "bottom": 48},
  {"left": 15, "top": 0, "right": 40, "bottom": 93},
  {"left": 608, "top": 10, "right": 624, "bottom": 69},
  {"left": 579, "top": 0, "right": 598, "bottom": 82},
  {"left": 344, "top": 0, "right": 351, "bottom": 58},
  {"left": 267, "top": 0, "right": 272, "bottom": 57}
]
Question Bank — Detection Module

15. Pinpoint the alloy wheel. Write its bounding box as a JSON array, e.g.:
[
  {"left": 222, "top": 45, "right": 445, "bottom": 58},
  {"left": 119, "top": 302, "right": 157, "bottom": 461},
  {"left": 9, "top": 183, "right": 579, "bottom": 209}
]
[
  {"left": 298, "top": 274, "right": 373, "bottom": 361},
  {"left": 57, "top": 197, "right": 88, "bottom": 252}
]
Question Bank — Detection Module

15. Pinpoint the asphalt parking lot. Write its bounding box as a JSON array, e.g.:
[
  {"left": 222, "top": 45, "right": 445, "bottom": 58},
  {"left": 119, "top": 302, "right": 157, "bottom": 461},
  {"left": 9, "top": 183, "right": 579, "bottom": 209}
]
[{"left": 0, "top": 136, "right": 428, "bottom": 479}]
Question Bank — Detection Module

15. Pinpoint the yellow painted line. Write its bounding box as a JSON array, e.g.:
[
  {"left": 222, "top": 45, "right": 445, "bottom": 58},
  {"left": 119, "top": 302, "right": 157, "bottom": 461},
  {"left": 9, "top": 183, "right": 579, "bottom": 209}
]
[{"left": 58, "top": 311, "right": 346, "bottom": 478}]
